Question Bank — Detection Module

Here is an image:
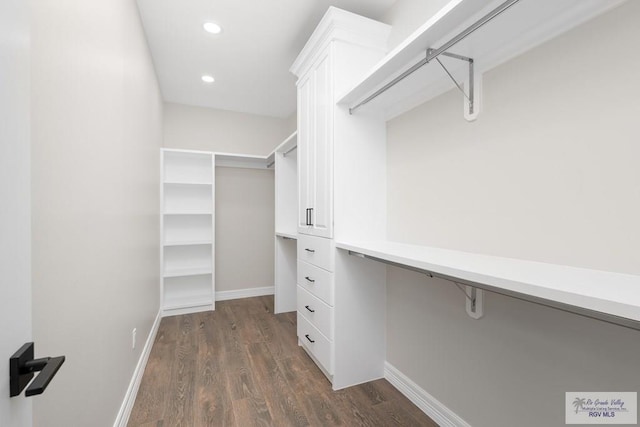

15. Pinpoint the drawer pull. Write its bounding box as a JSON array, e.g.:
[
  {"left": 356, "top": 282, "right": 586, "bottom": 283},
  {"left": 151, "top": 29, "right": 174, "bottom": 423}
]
[
  {"left": 305, "top": 334, "right": 315, "bottom": 343},
  {"left": 305, "top": 305, "right": 315, "bottom": 313},
  {"left": 304, "top": 248, "right": 315, "bottom": 253},
  {"left": 305, "top": 276, "right": 315, "bottom": 283}
]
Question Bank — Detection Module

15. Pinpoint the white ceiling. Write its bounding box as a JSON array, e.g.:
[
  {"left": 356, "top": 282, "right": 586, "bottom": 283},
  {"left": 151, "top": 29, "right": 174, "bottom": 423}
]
[{"left": 136, "top": 0, "right": 396, "bottom": 118}]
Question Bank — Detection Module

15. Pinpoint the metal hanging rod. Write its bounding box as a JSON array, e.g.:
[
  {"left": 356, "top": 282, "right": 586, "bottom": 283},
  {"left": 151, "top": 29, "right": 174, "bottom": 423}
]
[
  {"left": 266, "top": 161, "right": 275, "bottom": 169},
  {"left": 347, "top": 250, "right": 640, "bottom": 332},
  {"left": 349, "top": 0, "right": 521, "bottom": 114},
  {"left": 283, "top": 145, "right": 297, "bottom": 157}
]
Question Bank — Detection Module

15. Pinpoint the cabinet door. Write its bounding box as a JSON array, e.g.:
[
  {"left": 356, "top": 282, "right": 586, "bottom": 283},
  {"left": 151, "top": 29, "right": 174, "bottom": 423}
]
[
  {"left": 297, "top": 73, "right": 314, "bottom": 234},
  {"left": 310, "top": 51, "right": 333, "bottom": 238}
]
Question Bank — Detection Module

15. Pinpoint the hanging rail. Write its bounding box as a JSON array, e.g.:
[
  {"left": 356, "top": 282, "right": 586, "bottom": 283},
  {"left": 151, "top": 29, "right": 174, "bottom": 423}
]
[
  {"left": 283, "top": 145, "right": 297, "bottom": 157},
  {"left": 347, "top": 250, "right": 640, "bottom": 332},
  {"left": 349, "top": 0, "right": 521, "bottom": 114}
]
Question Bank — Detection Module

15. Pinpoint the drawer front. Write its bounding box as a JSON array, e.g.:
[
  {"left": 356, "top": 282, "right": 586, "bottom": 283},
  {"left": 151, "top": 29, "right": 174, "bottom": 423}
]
[
  {"left": 297, "top": 286, "right": 333, "bottom": 340},
  {"left": 297, "top": 313, "right": 333, "bottom": 374},
  {"left": 297, "top": 234, "right": 334, "bottom": 272},
  {"left": 297, "top": 260, "right": 334, "bottom": 306}
]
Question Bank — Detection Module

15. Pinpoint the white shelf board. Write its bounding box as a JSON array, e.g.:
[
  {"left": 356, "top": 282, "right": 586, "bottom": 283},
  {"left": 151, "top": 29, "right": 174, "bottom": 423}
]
[
  {"left": 163, "top": 211, "right": 213, "bottom": 216},
  {"left": 163, "top": 239, "right": 212, "bottom": 247},
  {"left": 163, "top": 180, "right": 212, "bottom": 186},
  {"left": 215, "top": 152, "right": 269, "bottom": 169},
  {"left": 276, "top": 231, "right": 298, "bottom": 240},
  {"left": 338, "top": 0, "right": 626, "bottom": 119},
  {"left": 273, "top": 131, "right": 298, "bottom": 155},
  {"left": 336, "top": 240, "right": 640, "bottom": 324},
  {"left": 163, "top": 267, "right": 212, "bottom": 278},
  {"left": 162, "top": 295, "right": 213, "bottom": 311}
]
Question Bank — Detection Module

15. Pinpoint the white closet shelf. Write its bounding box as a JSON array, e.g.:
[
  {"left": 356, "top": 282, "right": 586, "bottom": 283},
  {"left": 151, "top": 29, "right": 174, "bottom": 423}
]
[
  {"left": 338, "top": 0, "right": 626, "bottom": 119},
  {"left": 163, "top": 267, "right": 212, "bottom": 278},
  {"left": 215, "top": 152, "right": 270, "bottom": 169},
  {"left": 162, "top": 295, "right": 213, "bottom": 311},
  {"left": 163, "top": 181, "right": 212, "bottom": 186},
  {"left": 275, "top": 231, "right": 298, "bottom": 240},
  {"left": 163, "top": 239, "right": 213, "bottom": 247},
  {"left": 163, "top": 211, "right": 213, "bottom": 216},
  {"left": 336, "top": 240, "right": 640, "bottom": 327}
]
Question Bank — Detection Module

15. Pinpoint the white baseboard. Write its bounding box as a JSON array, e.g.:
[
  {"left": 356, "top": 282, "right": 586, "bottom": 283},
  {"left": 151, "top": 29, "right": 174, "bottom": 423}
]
[
  {"left": 215, "top": 286, "right": 274, "bottom": 302},
  {"left": 113, "top": 310, "right": 162, "bottom": 427},
  {"left": 384, "top": 362, "right": 471, "bottom": 427}
]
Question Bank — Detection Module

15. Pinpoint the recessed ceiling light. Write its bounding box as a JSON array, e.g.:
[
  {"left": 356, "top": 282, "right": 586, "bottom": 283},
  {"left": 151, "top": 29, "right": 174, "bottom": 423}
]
[
  {"left": 201, "top": 75, "right": 215, "bottom": 83},
  {"left": 203, "top": 22, "right": 222, "bottom": 34}
]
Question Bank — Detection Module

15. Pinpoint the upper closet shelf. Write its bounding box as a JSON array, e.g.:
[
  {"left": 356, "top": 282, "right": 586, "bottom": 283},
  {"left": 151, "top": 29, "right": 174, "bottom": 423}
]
[
  {"left": 267, "top": 131, "right": 298, "bottom": 168},
  {"left": 338, "top": 0, "right": 626, "bottom": 120},
  {"left": 215, "top": 152, "right": 270, "bottom": 169},
  {"left": 336, "top": 240, "right": 640, "bottom": 330}
]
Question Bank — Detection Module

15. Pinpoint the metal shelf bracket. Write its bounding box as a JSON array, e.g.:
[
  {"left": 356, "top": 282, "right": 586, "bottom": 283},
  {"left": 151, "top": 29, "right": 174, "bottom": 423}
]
[
  {"left": 429, "top": 50, "right": 481, "bottom": 121},
  {"left": 455, "top": 283, "right": 484, "bottom": 319}
]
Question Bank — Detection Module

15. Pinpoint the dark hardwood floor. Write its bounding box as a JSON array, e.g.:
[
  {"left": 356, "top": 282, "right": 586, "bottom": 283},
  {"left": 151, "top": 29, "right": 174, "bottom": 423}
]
[{"left": 128, "top": 296, "right": 438, "bottom": 426}]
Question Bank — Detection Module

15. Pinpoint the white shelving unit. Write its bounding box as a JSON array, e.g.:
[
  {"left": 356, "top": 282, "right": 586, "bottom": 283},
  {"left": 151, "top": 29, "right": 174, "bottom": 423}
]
[
  {"left": 339, "top": 0, "right": 626, "bottom": 120},
  {"left": 272, "top": 132, "right": 298, "bottom": 314},
  {"left": 161, "top": 149, "right": 273, "bottom": 316},
  {"left": 161, "top": 149, "right": 215, "bottom": 316}
]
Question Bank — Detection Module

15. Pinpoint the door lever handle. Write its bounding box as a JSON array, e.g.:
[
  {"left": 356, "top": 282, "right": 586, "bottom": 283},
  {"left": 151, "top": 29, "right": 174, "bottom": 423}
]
[{"left": 10, "top": 342, "right": 66, "bottom": 397}]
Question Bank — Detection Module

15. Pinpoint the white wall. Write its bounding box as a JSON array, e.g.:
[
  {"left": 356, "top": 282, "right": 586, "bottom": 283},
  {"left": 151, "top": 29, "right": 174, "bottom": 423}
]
[
  {"left": 30, "top": 0, "right": 163, "bottom": 425},
  {"left": 215, "top": 167, "right": 275, "bottom": 293},
  {"left": 385, "top": 2, "right": 640, "bottom": 427},
  {"left": 0, "top": 0, "right": 32, "bottom": 424},
  {"left": 164, "top": 102, "right": 292, "bottom": 155}
]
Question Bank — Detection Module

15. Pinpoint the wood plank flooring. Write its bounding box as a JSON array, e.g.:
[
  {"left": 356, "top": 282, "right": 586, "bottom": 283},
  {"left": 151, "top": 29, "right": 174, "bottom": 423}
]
[{"left": 128, "top": 296, "right": 438, "bottom": 427}]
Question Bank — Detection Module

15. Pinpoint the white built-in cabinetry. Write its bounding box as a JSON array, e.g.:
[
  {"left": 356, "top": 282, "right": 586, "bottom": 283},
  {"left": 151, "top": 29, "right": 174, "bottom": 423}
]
[
  {"left": 161, "top": 149, "right": 272, "bottom": 316},
  {"left": 272, "top": 132, "right": 299, "bottom": 314},
  {"left": 290, "top": 7, "right": 391, "bottom": 384},
  {"left": 291, "top": 1, "right": 640, "bottom": 397},
  {"left": 161, "top": 149, "right": 215, "bottom": 316},
  {"left": 296, "top": 50, "right": 332, "bottom": 238}
]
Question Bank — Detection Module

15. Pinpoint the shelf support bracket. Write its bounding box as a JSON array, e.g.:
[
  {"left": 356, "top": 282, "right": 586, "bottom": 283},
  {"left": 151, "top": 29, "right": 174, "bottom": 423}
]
[
  {"left": 455, "top": 283, "right": 484, "bottom": 319},
  {"left": 429, "top": 50, "right": 481, "bottom": 121}
]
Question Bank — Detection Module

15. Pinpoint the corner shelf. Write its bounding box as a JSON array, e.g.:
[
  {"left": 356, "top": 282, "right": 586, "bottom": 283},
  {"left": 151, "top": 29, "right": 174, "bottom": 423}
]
[
  {"left": 338, "top": 0, "right": 626, "bottom": 120},
  {"left": 336, "top": 240, "right": 640, "bottom": 329}
]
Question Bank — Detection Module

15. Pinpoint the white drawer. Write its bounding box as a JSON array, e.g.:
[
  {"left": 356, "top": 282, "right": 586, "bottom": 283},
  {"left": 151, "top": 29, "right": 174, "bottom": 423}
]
[
  {"left": 297, "top": 286, "right": 333, "bottom": 340},
  {"left": 297, "top": 234, "right": 334, "bottom": 272},
  {"left": 297, "top": 313, "right": 333, "bottom": 374},
  {"left": 297, "top": 260, "right": 334, "bottom": 306}
]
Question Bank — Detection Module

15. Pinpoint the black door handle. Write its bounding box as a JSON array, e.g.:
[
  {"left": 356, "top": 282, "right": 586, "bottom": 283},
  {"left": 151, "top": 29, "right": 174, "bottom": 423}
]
[
  {"left": 305, "top": 276, "right": 315, "bottom": 283},
  {"left": 10, "top": 342, "right": 66, "bottom": 398},
  {"left": 305, "top": 334, "right": 315, "bottom": 343},
  {"left": 305, "top": 305, "right": 315, "bottom": 313}
]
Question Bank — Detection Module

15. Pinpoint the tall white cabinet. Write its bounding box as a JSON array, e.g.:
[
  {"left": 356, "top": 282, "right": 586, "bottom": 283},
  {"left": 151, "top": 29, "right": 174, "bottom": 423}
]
[
  {"left": 161, "top": 149, "right": 215, "bottom": 316},
  {"left": 296, "top": 50, "right": 333, "bottom": 238},
  {"left": 290, "top": 7, "right": 391, "bottom": 387}
]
